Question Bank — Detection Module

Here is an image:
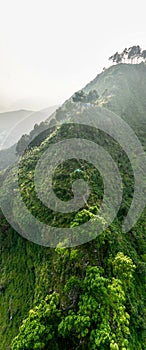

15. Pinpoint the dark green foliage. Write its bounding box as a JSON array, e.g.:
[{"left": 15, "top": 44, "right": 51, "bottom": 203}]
[
  {"left": 72, "top": 89, "right": 99, "bottom": 103},
  {"left": 109, "top": 45, "right": 145, "bottom": 64},
  {"left": 127, "top": 45, "right": 141, "bottom": 63},
  {"left": 141, "top": 50, "right": 146, "bottom": 62},
  {"left": 109, "top": 52, "right": 122, "bottom": 64}
]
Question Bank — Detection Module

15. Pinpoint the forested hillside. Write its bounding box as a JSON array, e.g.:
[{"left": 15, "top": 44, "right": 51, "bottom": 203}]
[{"left": 0, "top": 62, "right": 145, "bottom": 349}]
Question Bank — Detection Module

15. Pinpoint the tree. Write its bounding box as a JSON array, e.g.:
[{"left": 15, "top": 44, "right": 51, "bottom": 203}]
[
  {"left": 115, "top": 53, "right": 122, "bottom": 64},
  {"left": 109, "top": 52, "right": 118, "bottom": 64},
  {"left": 127, "top": 45, "right": 141, "bottom": 63},
  {"left": 72, "top": 90, "right": 87, "bottom": 102},
  {"left": 141, "top": 49, "right": 146, "bottom": 62},
  {"left": 109, "top": 45, "right": 143, "bottom": 65},
  {"left": 72, "top": 89, "right": 99, "bottom": 104},
  {"left": 121, "top": 48, "right": 128, "bottom": 63},
  {"left": 112, "top": 252, "right": 136, "bottom": 287},
  {"left": 109, "top": 52, "right": 122, "bottom": 64},
  {"left": 11, "top": 254, "right": 136, "bottom": 350},
  {"left": 11, "top": 293, "right": 62, "bottom": 350},
  {"left": 59, "top": 259, "right": 132, "bottom": 349}
]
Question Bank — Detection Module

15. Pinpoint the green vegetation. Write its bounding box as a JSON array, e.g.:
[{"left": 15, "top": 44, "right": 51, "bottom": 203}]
[
  {"left": 11, "top": 253, "right": 136, "bottom": 350},
  {"left": 72, "top": 90, "right": 99, "bottom": 103},
  {"left": 0, "top": 61, "right": 145, "bottom": 349}
]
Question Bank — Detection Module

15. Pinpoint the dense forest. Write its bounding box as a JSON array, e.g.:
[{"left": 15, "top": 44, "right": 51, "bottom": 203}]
[{"left": 0, "top": 51, "right": 146, "bottom": 349}]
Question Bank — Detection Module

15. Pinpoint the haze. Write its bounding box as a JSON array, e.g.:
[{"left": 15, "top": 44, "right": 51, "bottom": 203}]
[{"left": 0, "top": 0, "right": 146, "bottom": 111}]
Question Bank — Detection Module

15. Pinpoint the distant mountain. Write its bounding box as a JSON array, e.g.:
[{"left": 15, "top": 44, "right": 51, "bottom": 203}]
[
  {"left": 0, "top": 105, "right": 59, "bottom": 150},
  {"left": 0, "top": 109, "right": 33, "bottom": 149},
  {"left": 0, "top": 105, "right": 59, "bottom": 170},
  {"left": 8, "top": 96, "right": 60, "bottom": 112}
]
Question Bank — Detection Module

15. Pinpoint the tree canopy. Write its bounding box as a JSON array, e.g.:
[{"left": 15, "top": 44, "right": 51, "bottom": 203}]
[
  {"left": 109, "top": 45, "right": 146, "bottom": 64},
  {"left": 11, "top": 253, "right": 136, "bottom": 350}
]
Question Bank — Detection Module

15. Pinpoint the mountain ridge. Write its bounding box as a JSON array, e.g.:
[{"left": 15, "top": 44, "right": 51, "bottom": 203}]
[{"left": 0, "top": 63, "right": 145, "bottom": 349}]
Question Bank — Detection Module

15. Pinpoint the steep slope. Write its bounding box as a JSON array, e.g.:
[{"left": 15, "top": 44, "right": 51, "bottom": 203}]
[
  {"left": 84, "top": 63, "right": 146, "bottom": 127},
  {"left": 0, "top": 63, "right": 145, "bottom": 349}
]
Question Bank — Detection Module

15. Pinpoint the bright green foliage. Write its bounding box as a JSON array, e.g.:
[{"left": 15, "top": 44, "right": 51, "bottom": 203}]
[
  {"left": 70, "top": 208, "right": 95, "bottom": 227},
  {"left": 11, "top": 293, "right": 61, "bottom": 350},
  {"left": 11, "top": 256, "right": 133, "bottom": 350},
  {"left": 112, "top": 252, "right": 136, "bottom": 287},
  {"left": 59, "top": 263, "right": 131, "bottom": 349}
]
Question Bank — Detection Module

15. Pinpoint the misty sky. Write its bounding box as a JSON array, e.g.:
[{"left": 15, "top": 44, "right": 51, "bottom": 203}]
[{"left": 0, "top": 0, "right": 146, "bottom": 111}]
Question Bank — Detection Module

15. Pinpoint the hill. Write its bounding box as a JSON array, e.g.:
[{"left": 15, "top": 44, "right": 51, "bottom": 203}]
[
  {"left": 0, "top": 105, "right": 59, "bottom": 170},
  {"left": 0, "top": 105, "right": 58, "bottom": 150},
  {"left": 0, "top": 110, "right": 33, "bottom": 149},
  {"left": 0, "top": 63, "right": 145, "bottom": 349},
  {"left": 84, "top": 63, "right": 146, "bottom": 133}
]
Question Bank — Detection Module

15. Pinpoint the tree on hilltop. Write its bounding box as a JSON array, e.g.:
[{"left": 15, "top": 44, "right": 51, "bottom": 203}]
[
  {"left": 109, "top": 51, "right": 122, "bottom": 64},
  {"left": 108, "top": 45, "right": 146, "bottom": 65},
  {"left": 141, "top": 49, "right": 146, "bottom": 62},
  {"left": 127, "top": 45, "right": 141, "bottom": 63}
]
